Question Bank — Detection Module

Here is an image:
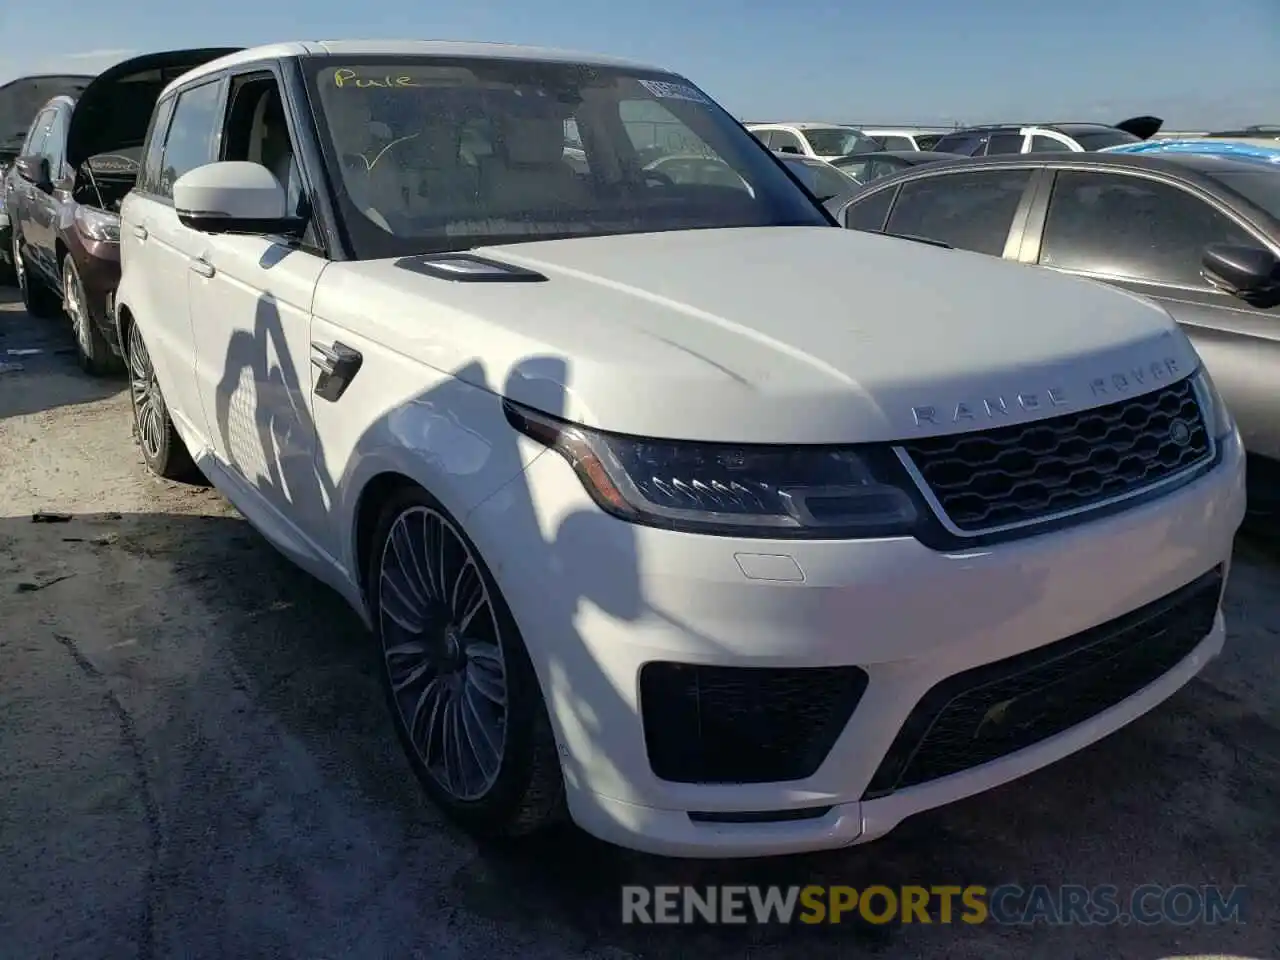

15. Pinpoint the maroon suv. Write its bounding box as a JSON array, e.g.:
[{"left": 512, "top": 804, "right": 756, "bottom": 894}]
[{"left": 5, "top": 49, "right": 240, "bottom": 374}]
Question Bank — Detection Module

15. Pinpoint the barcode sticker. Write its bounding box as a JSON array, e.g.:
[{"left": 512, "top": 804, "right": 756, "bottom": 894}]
[{"left": 638, "top": 79, "right": 712, "bottom": 104}]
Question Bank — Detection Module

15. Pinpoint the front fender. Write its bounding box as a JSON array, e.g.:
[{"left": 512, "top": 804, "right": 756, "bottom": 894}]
[{"left": 312, "top": 313, "right": 549, "bottom": 584}]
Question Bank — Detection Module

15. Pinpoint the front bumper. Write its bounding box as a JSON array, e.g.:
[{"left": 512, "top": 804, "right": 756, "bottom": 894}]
[{"left": 467, "top": 428, "right": 1246, "bottom": 857}]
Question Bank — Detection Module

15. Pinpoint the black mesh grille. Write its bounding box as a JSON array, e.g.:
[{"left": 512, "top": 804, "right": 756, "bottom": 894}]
[
  {"left": 640, "top": 663, "right": 869, "bottom": 784},
  {"left": 863, "top": 567, "right": 1222, "bottom": 798},
  {"left": 903, "top": 377, "right": 1211, "bottom": 532}
]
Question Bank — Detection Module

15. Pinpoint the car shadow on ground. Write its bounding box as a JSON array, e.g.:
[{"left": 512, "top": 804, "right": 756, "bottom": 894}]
[
  {"left": 6, "top": 501, "right": 1271, "bottom": 958},
  {"left": 0, "top": 287, "right": 125, "bottom": 420}
]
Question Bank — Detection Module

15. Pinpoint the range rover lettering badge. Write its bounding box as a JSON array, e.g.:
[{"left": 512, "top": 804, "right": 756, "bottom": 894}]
[
  {"left": 911, "top": 387, "right": 1068, "bottom": 426},
  {"left": 1169, "top": 419, "right": 1192, "bottom": 447}
]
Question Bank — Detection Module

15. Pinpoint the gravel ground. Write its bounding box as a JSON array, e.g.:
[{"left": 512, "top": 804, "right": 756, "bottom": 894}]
[{"left": 1, "top": 287, "right": 1276, "bottom": 960}]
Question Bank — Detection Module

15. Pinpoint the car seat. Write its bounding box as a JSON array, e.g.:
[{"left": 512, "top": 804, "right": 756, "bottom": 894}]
[{"left": 480, "top": 114, "right": 589, "bottom": 213}]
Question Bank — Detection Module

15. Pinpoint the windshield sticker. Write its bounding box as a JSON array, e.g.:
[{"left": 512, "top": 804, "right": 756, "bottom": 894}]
[
  {"left": 638, "top": 79, "right": 711, "bottom": 104},
  {"left": 333, "top": 69, "right": 422, "bottom": 89}
]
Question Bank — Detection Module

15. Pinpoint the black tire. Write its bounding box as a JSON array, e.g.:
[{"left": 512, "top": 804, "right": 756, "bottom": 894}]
[
  {"left": 125, "top": 319, "right": 199, "bottom": 482},
  {"left": 368, "top": 484, "right": 565, "bottom": 838},
  {"left": 12, "top": 229, "right": 62, "bottom": 319},
  {"left": 64, "top": 255, "right": 121, "bottom": 376}
]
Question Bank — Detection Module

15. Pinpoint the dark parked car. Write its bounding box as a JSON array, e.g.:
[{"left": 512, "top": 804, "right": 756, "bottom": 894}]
[
  {"left": 829, "top": 149, "right": 968, "bottom": 184},
  {"left": 776, "top": 153, "right": 860, "bottom": 202},
  {"left": 832, "top": 150, "right": 1280, "bottom": 519},
  {"left": 931, "top": 117, "right": 1163, "bottom": 156},
  {"left": 1, "top": 74, "right": 94, "bottom": 283},
  {"left": 5, "top": 49, "right": 238, "bottom": 373}
]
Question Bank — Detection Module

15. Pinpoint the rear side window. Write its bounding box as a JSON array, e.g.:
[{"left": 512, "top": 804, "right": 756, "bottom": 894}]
[
  {"left": 885, "top": 169, "right": 1032, "bottom": 255},
  {"left": 1038, "top": 170, "right": 1254, "bottom": 287},
  {"left": 844, "top": 186, "right": 895, "bottom": 231},
  {"left": 157, "top": 81, "right": 224, "bottom": 198},
  {"left": 770, "top": 130, "right": 805, "bottom": 154},
  {"left": 138, "top": 97, "right": 176, "bottom": 196},
  {"left": 876, "top": 135, "right": 915, "bottom": 150},
  {"left": 914, "top": 134, "right": 943, "bottom": 151},
  {"left": 933, "top": 133, "right": 981, "bottom": 156},
  {"left": 1029, "top": 135, "right": 1064, "bottom": 153},
  {"left": 985, "top": 133, "right": 1024, "bottom": 155}
]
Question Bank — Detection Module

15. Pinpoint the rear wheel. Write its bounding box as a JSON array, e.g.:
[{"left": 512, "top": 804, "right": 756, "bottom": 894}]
[
  {"left": 64, "top": 255, "right": 120, "bottom": 376},
  {"left": 127, "top": 320, "right": 198, "bottom": 482},
  {"left": 369, "top": 485, "right": 564, "bottom": 838},
  {"left": 12, "top": 230, "right": 62, "bottom": 319}
]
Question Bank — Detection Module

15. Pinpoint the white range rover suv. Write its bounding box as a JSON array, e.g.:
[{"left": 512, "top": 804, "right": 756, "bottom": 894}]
[{"left": 114, "top": 40, "right": 1245, "bottom": 858}]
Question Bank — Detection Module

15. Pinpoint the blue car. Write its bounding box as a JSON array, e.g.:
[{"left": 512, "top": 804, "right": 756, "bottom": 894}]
[{"left": 1102, "top": 138, "right": 1280, "bottom": 164}]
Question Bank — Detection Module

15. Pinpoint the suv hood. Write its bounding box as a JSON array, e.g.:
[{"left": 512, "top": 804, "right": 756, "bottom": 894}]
[
  {"left": 319, "top": 227, "right": 1198, "bottom": 444},
  {"left": 0, "top": 74, "right": 94, "bottom": 158},
  {"left": 65, "top": 48, "right": 241, "bottom": 169}
]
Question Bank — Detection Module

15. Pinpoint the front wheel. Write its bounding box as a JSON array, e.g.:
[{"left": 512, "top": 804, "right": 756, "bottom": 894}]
[
  {"left": 370, "top": 486, "right": 564, "bottom": 838},
  {"left": 64, "top": 256, "right": 120, "bottom": 376},
  {"left": 127, "top": 321, "right": 198, "bottom": 482}
]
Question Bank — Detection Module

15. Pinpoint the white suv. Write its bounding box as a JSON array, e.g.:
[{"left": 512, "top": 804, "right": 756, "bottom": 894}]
[
  {"left": 115, "top": 41, "right": 1245, "bottom": 858},
  {"left": 745, "top": 122, "right": 881, "bottom": 160}
]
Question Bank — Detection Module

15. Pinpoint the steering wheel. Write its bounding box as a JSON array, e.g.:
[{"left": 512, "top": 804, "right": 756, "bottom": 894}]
[{"left": 642, "top": 168, "right": 676, "bottom": 188}]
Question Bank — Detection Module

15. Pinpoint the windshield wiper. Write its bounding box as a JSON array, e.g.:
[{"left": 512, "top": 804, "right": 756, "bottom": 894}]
[{"left": 884, "top": 232, "right": 952, "bottom": 249}]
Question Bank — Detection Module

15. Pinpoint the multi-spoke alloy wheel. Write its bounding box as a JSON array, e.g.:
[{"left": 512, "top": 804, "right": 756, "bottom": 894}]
[
  {"left": 129, "top": 323, "right": 165, "bottom": 462},
  {"left": 378, "top": 505, "right": 508, "bottom": 801},
  {"left": 126, "top": 321, "right": 196, "bottom": 481},
  {"left": 64, "top": 257, "right": 117, "bottom": 375},
  {"left": 370, "top": 486, "right": 564, "bottom": 837}
]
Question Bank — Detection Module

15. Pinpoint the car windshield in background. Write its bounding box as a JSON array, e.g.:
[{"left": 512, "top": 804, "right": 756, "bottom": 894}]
[
  {"left": 304, "top": 58, "right": 829, "bottom": 258},
  {"left": 1210, "top": 168, "right": 1280, "bottom": 219},
  {"left": 831, "top": 154, "right": 911, "bottom": 182},
  {"left": 802, "top": 126, "right": 880, "bottom": 156},
  {"left": 784, "top": 157, "right": 856, "bottom": 200},
  {"left": 1072, "top": 129, "right": 1142, "bottom": 151}
]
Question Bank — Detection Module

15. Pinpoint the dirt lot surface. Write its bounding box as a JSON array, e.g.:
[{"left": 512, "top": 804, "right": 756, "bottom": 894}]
[{"left": 1, "top": 288, "right": 1277, "bottom": 959}]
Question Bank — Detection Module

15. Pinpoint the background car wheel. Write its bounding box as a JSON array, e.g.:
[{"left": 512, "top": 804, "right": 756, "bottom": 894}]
[
  {"left": 369, "top": 485, "right": 565, "bottom": 838},
  {"left": 63, "top": 256, "right": 120, "bottom": 376},
  {"left": 126, "top": 321, "right": 198, "bottom": 482},
  {"left": 12, "top": 231, "right": 62, "bottom": 319}
]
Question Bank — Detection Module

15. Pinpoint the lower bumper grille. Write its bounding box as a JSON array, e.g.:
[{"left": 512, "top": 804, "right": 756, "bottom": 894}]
[
  {"left": 863, "top": 567, "right": 1223, "bottom": 799},
  {"left": 640, "top": 663, "right": 869, "bottom": 784}
]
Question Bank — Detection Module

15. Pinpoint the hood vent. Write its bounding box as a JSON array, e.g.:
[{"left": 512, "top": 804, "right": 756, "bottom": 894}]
[{"left": 394, "top": 253, "right": 547, "bottom": 283}]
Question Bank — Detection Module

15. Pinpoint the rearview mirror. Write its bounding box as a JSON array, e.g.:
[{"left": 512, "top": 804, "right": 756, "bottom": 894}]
[
  {"left": 1201, "top": 242, "right": 1280, "bottom": 307},
  {"left": 15, "top": 155, "right": 51, "bottom": 191},
  {"left": 173, "top": 161, "right": 302, "bottom": 236}
]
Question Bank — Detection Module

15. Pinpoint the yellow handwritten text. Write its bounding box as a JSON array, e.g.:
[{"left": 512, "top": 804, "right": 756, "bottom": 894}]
[{"left": 333, "top": 69, "right": 421, "bottom": 89}]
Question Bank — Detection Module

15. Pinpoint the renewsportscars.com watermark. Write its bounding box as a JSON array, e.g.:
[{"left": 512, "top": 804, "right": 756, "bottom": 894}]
[{"left": 621, "top": 884, "right": 1248, "bottom": 926}]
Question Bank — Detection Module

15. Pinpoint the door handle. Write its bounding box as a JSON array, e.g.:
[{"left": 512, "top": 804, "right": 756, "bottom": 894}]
[
  {"left": 311, "top": 341, "right": 363, "bottom": 402},
  {"left": 190, "top": 258, "right": 215, "bottom": 278},
  {"left": 132, "top": 224, "right": 148, "bottom": 240}
]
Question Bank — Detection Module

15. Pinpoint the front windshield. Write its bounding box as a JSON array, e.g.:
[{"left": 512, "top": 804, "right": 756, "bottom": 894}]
[
  {"left": 1210, "top": 168, "right": 1280, "bottom": 219},
  {"left": 304, "top": 57, "right": 830, "bottom": 258},
  {"left": 801, "top": 126, "right": 880, "bottom": 156},
  {"left": 1073, "top": 129, "right": 1141, "bottom": 151}
]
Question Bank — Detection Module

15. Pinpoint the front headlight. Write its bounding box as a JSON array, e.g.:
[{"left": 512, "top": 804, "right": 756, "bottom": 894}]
[
  {"left": 74, "top": 205, "right": 120, "bottom": 243},
  {"left": 1192, "top": 367, "right": 1233, "bottom": 439},
  {"left": 504, "top": 400, "right": 920, "bottom": 538}
]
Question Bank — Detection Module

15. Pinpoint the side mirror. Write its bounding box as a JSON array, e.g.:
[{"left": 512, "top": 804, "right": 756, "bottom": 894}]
[
  {"left": 1201, "top": 242, "right": 1280, "bottom": 307},
  {"left": 779, "top": 145, "right": 801, "bottom": 155},
  {"left": 173, "top": 161, "right": 302, "bottom": 236},
  {"left": 15, "top": 155, "right": 51, "bottom": 191}
]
